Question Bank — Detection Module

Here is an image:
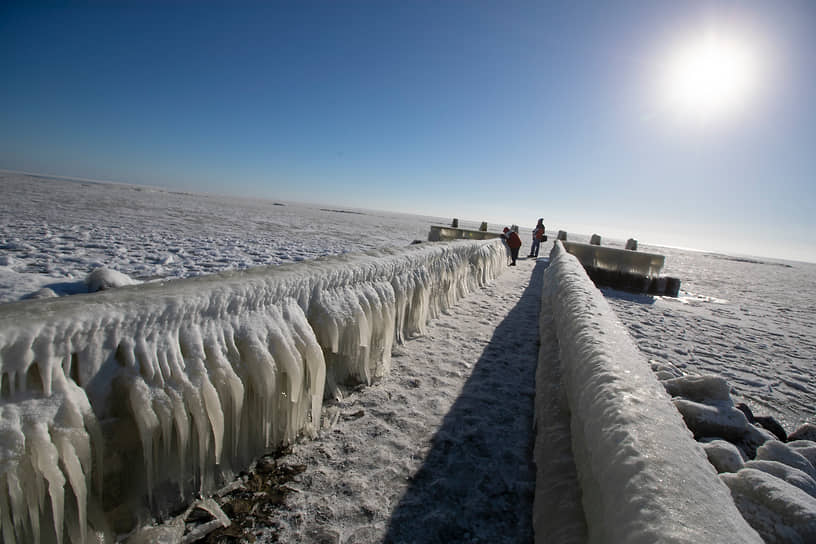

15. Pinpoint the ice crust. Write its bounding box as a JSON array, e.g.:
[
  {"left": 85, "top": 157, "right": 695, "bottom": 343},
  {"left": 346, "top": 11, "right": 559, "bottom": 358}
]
[
  {"left": 539, "top": 241, "right": 762, "bottom": 543},
  {"left": 0, "top": 239, "right": 505, "bottom": 542}
]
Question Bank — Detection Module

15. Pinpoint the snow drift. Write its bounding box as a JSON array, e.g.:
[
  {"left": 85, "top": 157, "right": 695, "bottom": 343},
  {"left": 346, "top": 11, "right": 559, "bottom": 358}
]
[
  {"left": 536, "top": 241, "right": 762, "bottom": 543},
  {"left": 0, "top": 239, "right": 505, "bottom": 543}
]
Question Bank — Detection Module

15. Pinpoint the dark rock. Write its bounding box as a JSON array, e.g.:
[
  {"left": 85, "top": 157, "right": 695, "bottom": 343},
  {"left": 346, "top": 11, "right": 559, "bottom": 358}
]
[
  {"left": 790, "top": 423, "right": 816, "bottom": 443},
  {"left": 737, "top": 404, "right": 788, "bottom": 442}
]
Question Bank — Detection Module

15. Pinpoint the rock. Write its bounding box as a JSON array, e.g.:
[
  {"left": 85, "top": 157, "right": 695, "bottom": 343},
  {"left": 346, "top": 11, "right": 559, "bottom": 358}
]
[
  {"left": 181, "top": 498, "right": 231, "bottom": 544},
  {"left": 788, "top": 441, "right": 816, "bottom": 468},
  {"left": 789, "top": 423, "right": 816, "bottom": 443},
  {"left": 735, "top": 424, "right": 778, "bottom": 460},
  {"left": 702, "top": 439, "right": 745, "bottom": 473},
  {"left": 664, "top": 375, "right": 733, "bottom": 404},
  {"left": 737, "top": 403, "right": 788, "bottom": 442},
  {"left": 126, "top": 519, "right": 185, "bottom": 544},
  {"left": 756, "top": 441, "right": 816, "bottom": 481},
  {"left": 745, "top": 460, "right": 816, "bottom": 499},
  {"left": 673, "top": 398, "right": 749, "bottom": 440},
  {"left": 721, "top": 468, "right": 816, "bottom": 543}
]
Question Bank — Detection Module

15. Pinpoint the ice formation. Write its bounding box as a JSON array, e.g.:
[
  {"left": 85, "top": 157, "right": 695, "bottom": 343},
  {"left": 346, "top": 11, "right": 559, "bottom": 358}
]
[
  {"left": 536, "top": 241, "right": 762, "bottom": 543},
  {"left": 561, "top": 240, "right": 665, "bottom": 277},
  {"left": 0, "top": 239, "right": 505, "bottom": 542},
  {"left": 85, "top": 267, "right": 141, "bottom": 292}
]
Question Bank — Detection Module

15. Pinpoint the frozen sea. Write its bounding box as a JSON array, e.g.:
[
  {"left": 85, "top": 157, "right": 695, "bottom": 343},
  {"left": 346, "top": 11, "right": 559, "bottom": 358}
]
[
  {"left": 1, "top": 172, "right": 813, "bottom": 433},
  {"left": 2, "top": 172, "right": 815, "bottom": 541}
]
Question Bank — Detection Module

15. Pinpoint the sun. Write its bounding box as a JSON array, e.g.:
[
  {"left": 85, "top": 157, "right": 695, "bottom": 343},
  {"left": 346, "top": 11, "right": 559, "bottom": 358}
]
[{"left": 660, "top": 29, "right": 762, "bottom": 123}]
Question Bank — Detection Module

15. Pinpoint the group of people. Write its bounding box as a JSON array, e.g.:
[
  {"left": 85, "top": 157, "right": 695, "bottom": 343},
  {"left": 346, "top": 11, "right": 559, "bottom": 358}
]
[{"left": 501, "top": 218, "right": 546, "bottom": 266}]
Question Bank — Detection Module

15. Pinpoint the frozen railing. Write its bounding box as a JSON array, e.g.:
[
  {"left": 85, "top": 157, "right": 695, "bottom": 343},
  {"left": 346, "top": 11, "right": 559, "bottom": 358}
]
[
  {"left": 427, "top": 225, "right": 503, "bottom": 242},
  {"left": 0, "top": 239, "right": 506, "bottom": 543},
  {"left": 534, "top": 241, "right": 761, "bottom": 543}
]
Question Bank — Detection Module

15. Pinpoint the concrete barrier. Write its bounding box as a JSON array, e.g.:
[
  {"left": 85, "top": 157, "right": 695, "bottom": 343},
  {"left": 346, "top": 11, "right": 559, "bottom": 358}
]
[
  {"left": 427, "top": 225, "right": 502, "bottom": 241},
  {"left": 0, "top": 240, "right": 506, "bottom": 542},
  {"left": 533, "top": 241, "right": 761, "bottom": 543}
]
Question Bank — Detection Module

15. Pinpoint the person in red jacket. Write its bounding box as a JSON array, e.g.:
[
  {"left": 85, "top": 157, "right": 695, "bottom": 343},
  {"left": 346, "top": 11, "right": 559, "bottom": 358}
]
[{"left": 503, "top": 227, "right": 522, "bottom": 266}]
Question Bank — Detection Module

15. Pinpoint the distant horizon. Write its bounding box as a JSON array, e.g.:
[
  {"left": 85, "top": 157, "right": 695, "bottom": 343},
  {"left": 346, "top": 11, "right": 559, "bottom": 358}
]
[
  {"left": 4, "top": 168, "right": 813, "bottom": 266},
  {"left": 2, "top": 3, "right": 815, "bottom": 266}
]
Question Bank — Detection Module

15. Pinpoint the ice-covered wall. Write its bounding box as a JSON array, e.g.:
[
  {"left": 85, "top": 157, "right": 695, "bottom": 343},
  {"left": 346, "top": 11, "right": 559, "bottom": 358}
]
[
  {"left": 0, "top": 239, "right": 505, "bottom": 543},
  {"left": 536, "top": 241, "right": 762, "bottom": 543}
]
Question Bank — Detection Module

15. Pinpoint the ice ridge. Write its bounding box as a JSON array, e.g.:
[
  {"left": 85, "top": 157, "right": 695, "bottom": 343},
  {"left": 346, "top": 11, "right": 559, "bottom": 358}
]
[
  {"left": 537, "top": 241, "right": 762, "bottom": 543},
  {"left": 0, "top": 239, "right": 505, "bottom": 543}
]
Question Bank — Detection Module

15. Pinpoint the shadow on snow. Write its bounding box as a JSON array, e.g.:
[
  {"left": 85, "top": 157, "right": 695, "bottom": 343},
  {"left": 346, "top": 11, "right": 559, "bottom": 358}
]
[{"left": 384, "top": 259, "right": 549, "bottom": 544}]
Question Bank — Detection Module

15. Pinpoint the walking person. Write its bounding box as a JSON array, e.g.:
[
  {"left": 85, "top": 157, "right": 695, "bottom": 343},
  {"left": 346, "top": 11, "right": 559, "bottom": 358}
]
[{"left": 528, "top": 219, "right": 546, "bottom": 258}]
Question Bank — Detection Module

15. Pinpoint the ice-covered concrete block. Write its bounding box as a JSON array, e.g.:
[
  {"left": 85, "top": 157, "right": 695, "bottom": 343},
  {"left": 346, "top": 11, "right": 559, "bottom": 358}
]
[
  {"left": 562, "top": 240, "right": 665, "bottom": 277},
  {"left": 537, "top": 241, "right": 761, "bottom": 543},
  {"left": 427, "top": 225, "right": 502, "bottom": 241},
  {"left": 0, "top": 239, "right": 506, "bottom": 542}
]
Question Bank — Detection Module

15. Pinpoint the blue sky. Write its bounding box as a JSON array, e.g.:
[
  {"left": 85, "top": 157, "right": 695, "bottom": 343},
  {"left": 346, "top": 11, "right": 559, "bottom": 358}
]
[{"left": 2, "top": 1, "right": 815, "bottom": 262}]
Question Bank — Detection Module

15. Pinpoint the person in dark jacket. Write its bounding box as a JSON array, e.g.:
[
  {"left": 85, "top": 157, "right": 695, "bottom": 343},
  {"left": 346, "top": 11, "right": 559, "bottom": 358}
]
[
  {"left": 528, "top": 218, "right": 546, "bottom": 258},
  {"left": 505, "top": 227, "right": 522, "bottom": 266}
]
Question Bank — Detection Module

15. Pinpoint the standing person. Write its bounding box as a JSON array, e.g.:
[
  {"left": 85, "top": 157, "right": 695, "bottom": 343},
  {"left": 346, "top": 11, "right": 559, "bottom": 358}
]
[
  {"left": 528, "top": 218, "right": 546, "bottom": 258},
  {"left": 506, "top": 227, "right": 522, "bottom": 266},
  {"left": 501, "top": 227, "right": 511, "bottom": 265}
]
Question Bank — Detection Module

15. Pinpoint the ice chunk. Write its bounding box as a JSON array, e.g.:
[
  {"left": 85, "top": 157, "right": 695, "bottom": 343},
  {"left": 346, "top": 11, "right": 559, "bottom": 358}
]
[
  {"left": 756, "top": 441, "right": 816, "bottom": 481},
  {"left": 662, "top": 375, "right": 733, "bottom": 405},
  {"left": 722, "top": 468, "right": 816, "bottom": 543},
  {"left": 672, "top": 398, "right": 749, "bottom": 440},
  {"left": 85, "top": 267, "right": 140, "bottom": 292},
  {"left": 788, "top": 441, "right": 816, "bottom": 468},
  {"left": 745, "top": 460, "right": 816, "bottom": 499},
  {"left": 702, "top": 439, "right": 745, "bottom": 473}
]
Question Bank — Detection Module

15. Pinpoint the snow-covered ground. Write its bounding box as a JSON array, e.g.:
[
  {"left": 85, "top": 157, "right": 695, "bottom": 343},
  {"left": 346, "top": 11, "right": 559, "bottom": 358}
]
[{"left": 2, "top": 172, "right": 815, "bottom": 542}]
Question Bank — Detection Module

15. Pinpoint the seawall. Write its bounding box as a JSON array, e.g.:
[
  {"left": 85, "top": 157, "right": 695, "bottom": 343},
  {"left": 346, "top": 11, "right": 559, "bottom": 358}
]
[
  {"left": 0, "top": 239, "right": 506, "bottom": 543},
  {"left": 535, "top": 241, "right": 761, "bottom": 542}
]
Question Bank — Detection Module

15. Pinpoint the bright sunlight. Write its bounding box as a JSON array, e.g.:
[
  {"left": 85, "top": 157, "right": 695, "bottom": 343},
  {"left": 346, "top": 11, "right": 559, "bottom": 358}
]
[{"left": 660, "top": 29, "right": 762, "bottom": 123}]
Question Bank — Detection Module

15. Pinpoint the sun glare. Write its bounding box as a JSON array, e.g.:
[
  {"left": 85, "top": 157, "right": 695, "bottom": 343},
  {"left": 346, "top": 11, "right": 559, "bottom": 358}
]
[{"left": 660, "top": 29, "right": 761, "bottom": 123}]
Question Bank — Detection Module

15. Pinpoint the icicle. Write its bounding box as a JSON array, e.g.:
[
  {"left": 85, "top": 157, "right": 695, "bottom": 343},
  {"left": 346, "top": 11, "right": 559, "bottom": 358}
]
[
  {"left": 1, "top": 473, "right": 18, "bottom": 544},
  {"left": 127, "top": 376, "right": 159, "bottom": 506},
  {"left": 27, "top": 421, "right": 65, "bottom": 544},
  {"left": 54, "top": 434, "right": 86, "bottom": 544}
]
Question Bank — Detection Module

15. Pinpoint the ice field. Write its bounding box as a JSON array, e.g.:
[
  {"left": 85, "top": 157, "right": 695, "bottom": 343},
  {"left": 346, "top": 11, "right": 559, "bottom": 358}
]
[{"left": 1, "top": 172, "right": 815, "bottom": 542}]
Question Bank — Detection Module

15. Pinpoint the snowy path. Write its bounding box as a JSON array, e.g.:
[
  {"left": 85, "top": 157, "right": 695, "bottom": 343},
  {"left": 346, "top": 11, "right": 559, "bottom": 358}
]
[{"left": 260, "top": 257, "right": 546, "bottom": 543}]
